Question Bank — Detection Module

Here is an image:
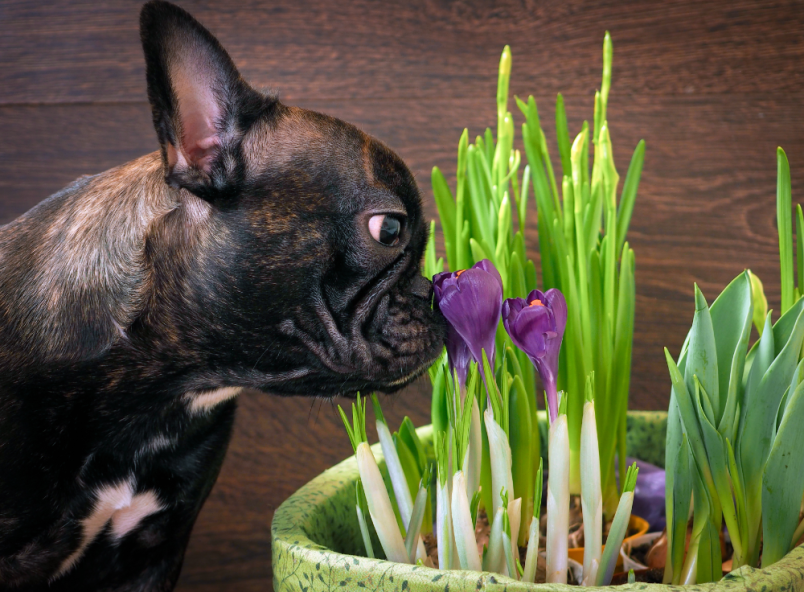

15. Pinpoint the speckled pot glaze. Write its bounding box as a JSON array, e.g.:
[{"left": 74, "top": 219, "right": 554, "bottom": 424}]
[{"left": 272, "top": 411, "right": 804, "bottom": 591}]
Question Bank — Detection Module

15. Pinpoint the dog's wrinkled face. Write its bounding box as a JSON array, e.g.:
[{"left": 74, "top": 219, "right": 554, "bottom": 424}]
[
  {"left": 140, "top": 1, "right": 444, "bottom": 396},
  {"left": 238, "top": 109, "right": 442, "bottom": 395}
]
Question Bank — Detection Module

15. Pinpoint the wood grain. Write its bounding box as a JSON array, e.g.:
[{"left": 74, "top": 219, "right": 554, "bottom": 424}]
[
  {"left": 1, "top": 0, "right": 804, "bottom": 105},
  {"left": 1, "top": 0, "right": 804, "bottom": 589}
]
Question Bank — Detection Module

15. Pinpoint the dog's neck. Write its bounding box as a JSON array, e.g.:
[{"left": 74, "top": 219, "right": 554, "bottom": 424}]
[{"left": 0, "top": 153, "right": 215, "bottom": 370}]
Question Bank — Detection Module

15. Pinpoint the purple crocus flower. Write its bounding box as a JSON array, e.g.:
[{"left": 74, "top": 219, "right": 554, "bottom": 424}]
[
  {"left": 433, "top": 260, "right": 503, "bottom": 385},
  {"left": 443, "top": 324, "right": 472, "bottom": 389},
  {"left": 502, "top": 288, "right": 567, "bottom": 422}
]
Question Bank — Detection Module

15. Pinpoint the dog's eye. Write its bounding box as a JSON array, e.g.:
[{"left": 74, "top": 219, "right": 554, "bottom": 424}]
[{"left": 368, "top": 214, "right": 402, "bottom": 246}]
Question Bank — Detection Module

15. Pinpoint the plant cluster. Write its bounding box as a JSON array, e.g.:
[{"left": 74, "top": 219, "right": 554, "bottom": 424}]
[
  {"left": 341, "top": 257, "right": 639, "bottom": 585},
  {"left": 663, "top": 149, "right": 804, "bottom": 584},
  {"left": 424, "top": 34, "right": 642, "bottom": 520}
]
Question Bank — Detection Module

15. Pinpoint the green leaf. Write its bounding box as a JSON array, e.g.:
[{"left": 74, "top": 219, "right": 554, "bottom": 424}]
[
  {"left": 771, "top": 289, "right": 804, "bottom": 355},
  {"left": 761, "top": 378, "right": 804, "bottom": 567},
  {"left": 664, "top": 348, "right": 716, "bottom": 494},
  {"left": 430, "top": 363, "right": 448, "bottom": 436},
  {"left": 518, "top": 165, "right": 530, "bottom": 235},
  {"left": 356, "top": 479, "right": 376, "bottom": 559},
  {"left": 470, "top": 490, "right": 482, "bottom": 530},
  {"left": 466, "top": 146, "right": 494, "bottom": 249},
  {"left": 497, "top": 46, "right": 512, "bottom": 119},
  {"left": 404, "top": 480, "right": 428, "bottom": 562},
  {"left": 599, "top": 32, "right": 613, "bottom": 135},
  {"left": 399, "top": 417, "right": 426, "bottom": 475},
  {"left": 748, "top": 271, "right": 768, "bottom": 337},
  {"left": 455, "top": 129, "right": 469, "bottom": 267},
  {"left": 696, "top": 520, "right": 722, "bottom": 584},
  {"left": 695, "top": 379, "right": 743, "bottom": 560},
  {"left": 431, "top": 167, "right": 456, "bottom": 267},
  {"left": 457, "top": 219, "right": 471, "bottom": 271},
  {"left": 739, "top": 305, "right": 804, "bottom": 565},
  {"left": 706, "top": 272, "right": 753, "bottom": 435},
  {"left": 744, "top": 312, "right": 775, "bottom": 405},
  {"left": 556, "top": 93, "right": 572, "bottom": 179},
  {"left": 778, "top": 147, "right": 794, "bottom": 314},
  {"left": 423, "top": 220, "right": 438, "bottom": 280},
  {"left": 616, "top": 140, "right": 645, "bottom": 254},
  {"left": 685, "top": 285, "right": 720, "bottom": 423},
  {"left": 394, "top": 432, "right": 422, "bottom": 502},
  {"left": 508, "top": 251, "right": 526, "bottom": 301},
  {"left": 798, "top": 205, "right": 804, "bottom": 296},
  {"left": 469, "top": 238, "right": 490, "bottom": 265},
  {"left": 669, "top": 433, "right": 692, "bottom": 584}
]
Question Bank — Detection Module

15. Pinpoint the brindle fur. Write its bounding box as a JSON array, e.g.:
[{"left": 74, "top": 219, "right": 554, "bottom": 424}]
[{"left": 0, "top": 2, "right": 443, "bottom": 589}]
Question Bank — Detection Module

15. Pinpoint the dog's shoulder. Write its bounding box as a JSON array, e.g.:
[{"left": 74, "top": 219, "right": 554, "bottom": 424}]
[{"left": 0, "top": 153, "right": 176, "bottom": 368}]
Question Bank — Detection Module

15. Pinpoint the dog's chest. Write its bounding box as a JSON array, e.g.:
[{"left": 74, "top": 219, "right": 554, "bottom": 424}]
[{"left": 53, "top": 388, "right": 241, "bottom": 580}]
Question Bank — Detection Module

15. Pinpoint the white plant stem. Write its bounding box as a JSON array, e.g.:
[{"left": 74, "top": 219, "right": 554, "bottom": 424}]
[
  {"left": 581, "top": 559, "right": 599, "bottom": 586},
  {"left": 451, "top": 470, "right": 482, "bottom": 571},
  {"left": 464, "top": 398, "right": 482, "bottom": 497},
  {"left": 376, "top": 419, "right": 426, "bottom": 561},
  {"left": 405, "top": 485, "right": 429, "bottom": 563},
  {"left": 484, "top": 408, "right": 514, "bottom": 518},
  {"left": 356, "top": 442, "right": 409, "bottom": 563},
  {"left": 483, "top": 506, "right": 506, "bottom": 574},
  {"left": 502, "top": 529, "right": 518, "bottom": 580},
  {"left": 580, "top": 401, "right": 603, "bottom": 584},
  {"left": 356, "top": 505, "right": 375, "bottom": 559},
  {"left": 547, "top": 414, "right": 570, "bottom": 584},
  {"left": 508, "top": 497, "right": 522, "bottom": 576},
  {"left": 523, "top": 516, "right": 540, "bottom": 583},
  {"left": 376, "top": 419, "right": 413, "bottom": 524},
  {"left": 436, "top": 479, "right": 454, "bottom": 570},
  {"left": 680, "top": 530, "right": 699, "bottom": 585},
  {"left": 596, "top": 491, "right": 635, "bottom": 586}
]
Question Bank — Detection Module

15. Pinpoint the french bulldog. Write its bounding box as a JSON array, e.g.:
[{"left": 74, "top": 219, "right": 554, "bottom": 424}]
[{"left": 0, "top": 1, "right": 444, "bottom": 590}]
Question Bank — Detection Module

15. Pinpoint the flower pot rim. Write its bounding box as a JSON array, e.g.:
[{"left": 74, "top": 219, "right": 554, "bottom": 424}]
[{"left": 272, "top": 411, "right": 804, "bottom": 591}]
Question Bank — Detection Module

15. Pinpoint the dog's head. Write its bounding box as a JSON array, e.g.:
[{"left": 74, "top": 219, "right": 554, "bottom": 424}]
[{"left": 138, "top": 1, "right": 444, "bottom": 397}]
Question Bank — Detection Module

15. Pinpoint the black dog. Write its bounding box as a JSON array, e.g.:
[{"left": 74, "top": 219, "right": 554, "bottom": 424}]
[{"left": 0, "top": 2, "right": 443, "bottom": 589}]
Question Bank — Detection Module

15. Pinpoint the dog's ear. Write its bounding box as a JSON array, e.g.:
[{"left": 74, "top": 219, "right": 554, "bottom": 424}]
[{"left": 140, "top": 0, "right": 274, "bottom": 198}]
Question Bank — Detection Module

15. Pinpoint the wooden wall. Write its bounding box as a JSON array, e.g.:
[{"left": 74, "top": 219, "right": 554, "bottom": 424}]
[{"left": 2, "top": 1, "right": 803, "bottom": 589}]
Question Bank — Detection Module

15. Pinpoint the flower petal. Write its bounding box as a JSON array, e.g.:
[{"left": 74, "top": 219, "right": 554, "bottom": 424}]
[
  {"left": 542, "top": 288, "right": 567, "bottom": 338},
  {"left": 437, "top": 264, "right": 502, "bottom": 367}
]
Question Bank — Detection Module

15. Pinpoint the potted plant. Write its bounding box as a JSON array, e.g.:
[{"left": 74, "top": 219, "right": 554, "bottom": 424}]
[
  {"left": 271, "top": 414, "right": 804, "bottom": 591},
  {"left": 271, "top": 36, "right": 804, "bottom": 591}
]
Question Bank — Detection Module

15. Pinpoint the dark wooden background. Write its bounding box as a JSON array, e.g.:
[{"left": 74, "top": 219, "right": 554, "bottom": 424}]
[{"left": 2, "top": 0, "right": 803, "bottom": 589}]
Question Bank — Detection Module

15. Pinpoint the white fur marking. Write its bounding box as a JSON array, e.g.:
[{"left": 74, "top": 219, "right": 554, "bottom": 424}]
[
  {"left": 54, "top": 479, "right": 163, "bottom": 578},
  {"left": 110, "top": 490, "right": 163, "bottom": 539},
  {"left": 184, "top": 387, "right": 242, "bottom": 414},
  {"left": 135, "top": 435, "right": 176, "bottom": 460},
  {"left": 146, "top": 434, "right": 175, "bottom": 453}
]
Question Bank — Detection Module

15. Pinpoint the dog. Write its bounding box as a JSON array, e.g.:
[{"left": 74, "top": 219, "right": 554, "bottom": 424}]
[{"left": 0, "top": 2, "right": 444, "bottom": 589}]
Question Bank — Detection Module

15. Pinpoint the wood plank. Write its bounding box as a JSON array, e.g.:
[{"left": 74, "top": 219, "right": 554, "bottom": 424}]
[
  {"left": 1, "top": 0, "right": 803, "bottom": 105},
  {"left": 3, "top": 94, "right": 804, "bottom": 416}
]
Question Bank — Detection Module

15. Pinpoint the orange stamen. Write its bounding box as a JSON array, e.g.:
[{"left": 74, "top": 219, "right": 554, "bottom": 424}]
[
  {"left": 455, "top": 269, "right": 466, "bottom": 277},
  {"left": 529, "top": 299, "right": 545, "bottom": 307}
]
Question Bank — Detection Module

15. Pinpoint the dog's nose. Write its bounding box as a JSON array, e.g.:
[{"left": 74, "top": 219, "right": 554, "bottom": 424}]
[{"left": 409, "top": 274, "right": 433, "bottom": 300}]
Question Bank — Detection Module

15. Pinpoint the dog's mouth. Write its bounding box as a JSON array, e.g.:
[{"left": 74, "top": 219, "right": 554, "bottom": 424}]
[{"left": 276, "top": 252, "right": 445, "bottom": 396}]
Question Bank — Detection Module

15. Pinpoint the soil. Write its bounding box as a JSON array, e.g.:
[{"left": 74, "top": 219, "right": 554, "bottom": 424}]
[
  {"left": 423, "top": 497, "right": 644, "bottom": 584},
  {"left": 610, "top": 568, "right": 665, "bottom": 584}
]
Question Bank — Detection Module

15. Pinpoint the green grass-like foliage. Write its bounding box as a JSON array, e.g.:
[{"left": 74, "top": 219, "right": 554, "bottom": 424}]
[{"left": 424, "top": 34, "right": 644, "bottom": 519}]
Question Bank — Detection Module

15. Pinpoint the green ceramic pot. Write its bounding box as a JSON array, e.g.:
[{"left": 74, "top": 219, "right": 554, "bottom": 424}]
[{"left": 272, "top": 411, "right": 804, "bottom": 591}]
